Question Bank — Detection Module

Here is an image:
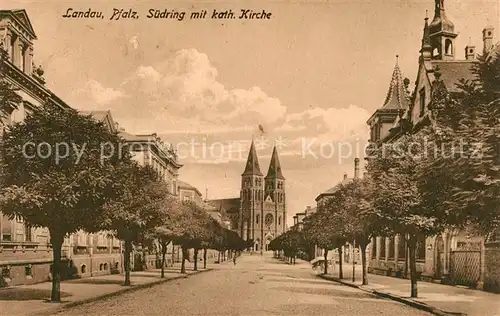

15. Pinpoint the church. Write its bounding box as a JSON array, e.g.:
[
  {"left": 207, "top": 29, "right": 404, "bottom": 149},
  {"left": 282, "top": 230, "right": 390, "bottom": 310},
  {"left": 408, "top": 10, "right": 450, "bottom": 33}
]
[{"left": 208, "top": 140, "right": 287, "bottom": 253}]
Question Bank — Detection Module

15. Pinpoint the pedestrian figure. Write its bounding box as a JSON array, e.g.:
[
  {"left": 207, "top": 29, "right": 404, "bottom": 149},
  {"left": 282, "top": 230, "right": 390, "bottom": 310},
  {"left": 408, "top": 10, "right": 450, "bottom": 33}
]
[{"left": 233, "top": 257, "right": 237, "bottom": 265}]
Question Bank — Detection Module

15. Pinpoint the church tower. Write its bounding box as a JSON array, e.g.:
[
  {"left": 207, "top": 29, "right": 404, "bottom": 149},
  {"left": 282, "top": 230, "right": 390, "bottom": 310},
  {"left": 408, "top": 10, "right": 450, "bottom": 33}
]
[
  {"left": 263, "top": 145, "right": 286, "bottom": 251},
  {"left": 240, "top": 139, "right": 264, "bottom": 243},
  {"left": 429, "top": 0, "right": 457, "bottom": 60}
]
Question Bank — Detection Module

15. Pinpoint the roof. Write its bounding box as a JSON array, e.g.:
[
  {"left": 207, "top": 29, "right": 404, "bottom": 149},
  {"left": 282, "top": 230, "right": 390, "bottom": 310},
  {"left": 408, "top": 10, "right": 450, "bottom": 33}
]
[
  {"left": 315, "top": 177, "right": 353, "bottom": 202},
  {"left": 242, "top": 140, "right": 263, "bottom": 176},
  {"left": 380, "top": 61, "right": 410, "bottom": 111},
  {"left": 207, "top": 198, "right": 240, "bottom": 214},
  {"left": 177, "top": 180, "right": 202, "bottom": 196},
  {"left": 265, "top": 146, "right": 285, "bottom": 180},
  {"left": 79, "top": 110, "right": 117, "bottom": 133},
  {"left": 429, "top": 61, "right": 478, "bottom": 93},
  {"left": 0, "top": 9, "right": 37, "bottom": 39}
]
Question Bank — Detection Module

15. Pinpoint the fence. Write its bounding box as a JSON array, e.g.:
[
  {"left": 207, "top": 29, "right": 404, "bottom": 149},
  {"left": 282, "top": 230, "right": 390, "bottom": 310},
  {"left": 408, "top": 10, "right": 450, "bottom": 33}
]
[{"left": 449, "top": 250, "right": 481, "bottom": 287}]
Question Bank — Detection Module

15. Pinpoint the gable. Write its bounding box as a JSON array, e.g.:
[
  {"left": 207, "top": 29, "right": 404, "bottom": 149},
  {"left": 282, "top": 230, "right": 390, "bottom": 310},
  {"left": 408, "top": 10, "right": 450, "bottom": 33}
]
[
  {"left": 10, "top": 9, "right": 37, "bottom": 40},
  {"left": 411, "top": 62, "right": 432, "bottom": 124},
  {"left": 265, "top": 195, "right": 273, "bottom": 203}
]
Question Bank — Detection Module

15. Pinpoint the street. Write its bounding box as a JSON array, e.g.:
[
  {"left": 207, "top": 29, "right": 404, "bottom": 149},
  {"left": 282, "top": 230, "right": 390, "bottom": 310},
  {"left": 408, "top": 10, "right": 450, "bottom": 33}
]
[{"left": 55, "top": 253, "right": 431, "bottom": 316}]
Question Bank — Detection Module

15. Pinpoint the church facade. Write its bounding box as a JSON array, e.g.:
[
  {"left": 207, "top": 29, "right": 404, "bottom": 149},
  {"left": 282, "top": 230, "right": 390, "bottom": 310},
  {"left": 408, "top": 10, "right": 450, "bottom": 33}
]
[{"left": 209, "top": 140, "right": 287, "bottom": 253}]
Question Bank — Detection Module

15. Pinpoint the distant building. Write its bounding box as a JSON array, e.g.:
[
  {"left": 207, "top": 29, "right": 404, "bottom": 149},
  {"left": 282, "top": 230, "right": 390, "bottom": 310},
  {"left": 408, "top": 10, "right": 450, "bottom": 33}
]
[
  {"left": 208, "top": 140, "right": 287, "bottom": 252},
  {"left": 315, "top": 158, "right": 365, "bottom": 264},
  {"left": 177, "top": 180, "right": 203, "bottom": 204}
]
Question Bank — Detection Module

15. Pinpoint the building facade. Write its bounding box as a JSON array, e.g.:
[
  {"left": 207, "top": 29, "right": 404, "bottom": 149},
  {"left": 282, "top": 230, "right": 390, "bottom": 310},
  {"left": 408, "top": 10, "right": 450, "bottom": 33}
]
[
  {"left": 0, "top": 9, "right": 92, "bottom": 287},
  {"left": 209, "top": 140, "right": 287, "bottom": 252},
  {"left": 367, "top": 0, "right": 500, "bottom": 290}
]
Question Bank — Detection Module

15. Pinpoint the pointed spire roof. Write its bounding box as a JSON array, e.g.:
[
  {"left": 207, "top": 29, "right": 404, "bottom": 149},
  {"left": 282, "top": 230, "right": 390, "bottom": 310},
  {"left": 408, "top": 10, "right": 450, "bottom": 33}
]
[
  {"left": 380, "top": 58, "right": 410, "bottom": 111},
  {"left": 421, "top": 16, "right": 432, "bottom": 51},
  {"left": 265, "top": 145, "right": 285, "bottom": 180},
  {"left": 242, "top": 139, "right": 263, "bottom": 176}
]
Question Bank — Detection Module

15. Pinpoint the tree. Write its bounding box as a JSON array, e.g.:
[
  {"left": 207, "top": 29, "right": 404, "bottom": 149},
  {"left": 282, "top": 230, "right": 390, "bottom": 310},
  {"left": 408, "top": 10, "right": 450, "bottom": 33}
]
[
  {"left": 422, "top": 55, "right": 500, "bottom": 235},
  {"left": 0, "top": 104, "right": 130, "bottom": 302},
  {"left": 100, "top": 163, "right": 170, "bottom": 285},
  {"left": 150, "top": 195, "right": 183, "bottom": 278},
  {"left": 366, "top": 134, "right": 443, "bottom": 297},
  {"left": 335, "top": 178, "right": 380, "bottom": 285}
]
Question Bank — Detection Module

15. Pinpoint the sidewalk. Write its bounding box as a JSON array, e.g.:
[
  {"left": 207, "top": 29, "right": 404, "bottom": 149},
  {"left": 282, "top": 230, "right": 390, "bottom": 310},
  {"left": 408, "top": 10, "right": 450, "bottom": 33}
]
[
  {"left": 318, "top": 264, "right": 500, "bottom": 316},
  {"left": 0, "top": 261, "right": 214, "bottom": 316}
]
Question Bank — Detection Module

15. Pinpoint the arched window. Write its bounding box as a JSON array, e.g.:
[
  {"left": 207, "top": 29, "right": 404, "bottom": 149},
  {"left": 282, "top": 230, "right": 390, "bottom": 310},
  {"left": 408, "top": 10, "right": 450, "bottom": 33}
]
[
  {"left": 104, "top": 263, "right": 108, "bottom": 270},
  {"left": 445, "top": 39, "right": 453, "bottom": 55},
  {"left": 81, "top": 264, "right": 87, "bottom": 274},
  {"left": 256, "top": 214, "right": 260, "bottom": 224},
  {"left": 278, "top": 217, "right": 281, "bottom": 225}
]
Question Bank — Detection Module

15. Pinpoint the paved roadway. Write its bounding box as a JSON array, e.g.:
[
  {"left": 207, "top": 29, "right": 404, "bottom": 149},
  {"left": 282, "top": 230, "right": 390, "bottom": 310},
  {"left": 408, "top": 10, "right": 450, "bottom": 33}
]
[{"left": 57, "top": 253, "right": 431, "bottom": 316}]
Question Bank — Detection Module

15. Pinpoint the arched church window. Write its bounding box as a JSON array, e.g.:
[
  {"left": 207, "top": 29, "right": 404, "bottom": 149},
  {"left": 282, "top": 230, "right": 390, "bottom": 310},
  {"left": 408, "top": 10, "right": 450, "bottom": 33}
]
[
  {"left": 256, "top": 214, "right": 259, "bottom": 224},
  {"left": 278, "top": 217, "right": 281, "bottom": 225},
  {"left": 445, "top": 39, "right": 453, "bottom": 55}
]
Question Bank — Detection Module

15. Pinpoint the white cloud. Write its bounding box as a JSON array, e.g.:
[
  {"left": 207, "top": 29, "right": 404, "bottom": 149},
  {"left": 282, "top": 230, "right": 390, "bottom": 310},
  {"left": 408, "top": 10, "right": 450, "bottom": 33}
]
[
  {"left": 74, "top": 79, "right": 124, "bottom": 105},
  {"left": 120, "top": 48, "right": 286, "bottom": 128}
]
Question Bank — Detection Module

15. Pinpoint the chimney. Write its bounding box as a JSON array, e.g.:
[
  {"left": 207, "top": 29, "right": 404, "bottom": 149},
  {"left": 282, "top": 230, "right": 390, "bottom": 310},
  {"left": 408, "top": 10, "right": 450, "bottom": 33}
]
[
  {"left": 354, "top": 158, "right": 360, "bottom": 179},
  {"left": 343, "top": 173, "right": 348, "bottom": 180},
  {"left": 483, "top": 26, "right": 494, "bottom": 54},
  {"left": 465, "top": 45, "right": 476, "bottom": 60}
]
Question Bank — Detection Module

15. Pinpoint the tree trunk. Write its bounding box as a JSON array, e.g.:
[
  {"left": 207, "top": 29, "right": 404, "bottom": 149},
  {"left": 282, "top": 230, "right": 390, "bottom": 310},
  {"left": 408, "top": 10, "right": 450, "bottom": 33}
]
[
  {"left": 338, "top": 247, "right": 343, "bottom": 279},
  {"left": 408, "top": 236, "right": 418, "bottom": 298},
  {"left": 361, "top": 243, "right": 368, "bottom": 285},
  {"left": 194, "top": 248, "right": 199, "bottom": 271},
  {"left": 160, "top": 241, "right": 169, "bottom": 278},
  {"left": 323, "top": 249, "right": 329, "bottom": 274},
  {"left": 141, "top": 244, "right": 148, "bottom": 271},
  {"left": 49, "top": 232, "right": 64, "bottom": 302},
  {"left": 181, "top": 246, "right": 188, "bottom": 274},
  {"left": 124, "top": 239, "right": 132, "bottom": 286},
  {"left": 218, "top": 251, "right": 221, "bottom": 263},
  {"left": 404, "top": 237, "right": 409, "bottom": 278},
  {"left": 203, "top": 248, "right": 207, "bottom": 269},
  {"left": 293, "top": 256, "right": 296, "bottom": 265}
]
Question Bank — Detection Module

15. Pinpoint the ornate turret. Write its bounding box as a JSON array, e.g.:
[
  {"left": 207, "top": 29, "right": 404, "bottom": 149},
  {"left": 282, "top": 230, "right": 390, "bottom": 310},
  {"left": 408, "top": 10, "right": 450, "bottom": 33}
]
[
  {"left": 428, "top": 0, "right": 457, "bottom": 60},
  {"left": 381, "top": 57, "right": 410, "bottom": 111},
  {"left": 420, "top": 16, "right": 433, "bottom": 60}
]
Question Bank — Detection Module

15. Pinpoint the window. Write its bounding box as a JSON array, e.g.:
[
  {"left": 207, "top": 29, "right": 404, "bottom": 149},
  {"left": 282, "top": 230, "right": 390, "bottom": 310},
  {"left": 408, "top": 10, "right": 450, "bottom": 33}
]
[
  {"left": 21, "top": 44, "right": 26, "bottom": 72},
  {"left": 379, "top": 237, "right": 386, "bottom": 259},
  {"left": 256, "top": 214, "right": 260, "bottom": 224},
  {"left": 397, "top": 234, "right": 406, "bottom": 261},
  {"left": 10, "top": 34, "right": 17, "bottom": 64},
  {"left": 419, "top": 88, "right": 426, "bottom": 117},
  {"left": 372, "top": 237, "right": 377, "bottom": 259},
  {"left": 278, "top": 217, "right": 281, "bottom": 225},
  {"left": 416, "top": 235, "right": 426, "bottom": 260},
  {"left": 24, "top": 223, "right": 32, "bottom": 242},
  {"left": 81, "top": 265, "right": 87, "bottom": 274},
  {"left": 25, "top": 264, "right": 32, "bottom": 276},
  {"left": 445, "top": 39, "right": 453, "bottom": 55},
  {"left": 388, "top": 237, "right": 395, "bottom": 260},
  {"left": 1, "top": 215, "right": 12, "bottom": 241}
]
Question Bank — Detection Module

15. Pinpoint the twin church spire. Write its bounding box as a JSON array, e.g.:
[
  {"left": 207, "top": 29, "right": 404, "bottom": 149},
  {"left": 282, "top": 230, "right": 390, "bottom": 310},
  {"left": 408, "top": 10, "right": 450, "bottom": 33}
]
[{"left": 241, "top": 139, "right": 285, "bottom": 180}]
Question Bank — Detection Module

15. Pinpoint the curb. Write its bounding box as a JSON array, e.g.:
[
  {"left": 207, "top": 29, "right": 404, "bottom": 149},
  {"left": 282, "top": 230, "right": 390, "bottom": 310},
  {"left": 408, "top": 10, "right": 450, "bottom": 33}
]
[
  {"left": 318, "top": 274, "right": 466, "bottom": 316},
  {"left": 29, "top": 268, "right": 213, "bottom": 316}
]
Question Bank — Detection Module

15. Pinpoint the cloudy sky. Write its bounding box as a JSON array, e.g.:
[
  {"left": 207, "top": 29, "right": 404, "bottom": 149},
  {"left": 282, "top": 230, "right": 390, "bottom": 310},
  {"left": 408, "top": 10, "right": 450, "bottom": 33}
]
[{"left": 9, "top": 0, "right": 498, "bottom": 225}]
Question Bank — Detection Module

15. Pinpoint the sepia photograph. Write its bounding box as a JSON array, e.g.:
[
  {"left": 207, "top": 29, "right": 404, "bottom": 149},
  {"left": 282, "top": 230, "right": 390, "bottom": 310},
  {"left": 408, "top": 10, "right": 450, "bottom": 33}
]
[{"left": 0, "top": 0, "right": 499, "bottom": 315}]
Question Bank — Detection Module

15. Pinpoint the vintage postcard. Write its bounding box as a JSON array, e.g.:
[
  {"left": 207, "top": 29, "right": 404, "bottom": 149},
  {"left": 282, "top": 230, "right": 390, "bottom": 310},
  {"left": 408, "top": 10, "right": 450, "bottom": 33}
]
[{"left": 0, "top": 0, "right": 499, "bottom": 315}]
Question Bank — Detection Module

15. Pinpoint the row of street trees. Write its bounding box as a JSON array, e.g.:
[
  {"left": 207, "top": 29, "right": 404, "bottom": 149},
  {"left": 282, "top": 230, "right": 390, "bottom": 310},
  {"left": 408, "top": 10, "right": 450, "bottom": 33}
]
[
  {"left": 270, "top": 54, "right": 500, "bottom": 298},
  {"left": 0, "top": 94, "right": 248, "bottom": 301}
]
